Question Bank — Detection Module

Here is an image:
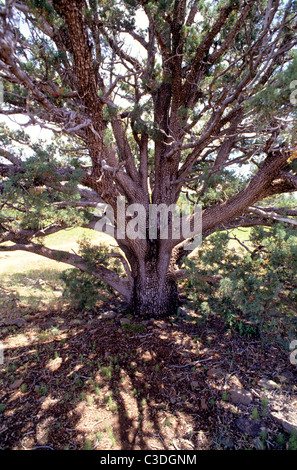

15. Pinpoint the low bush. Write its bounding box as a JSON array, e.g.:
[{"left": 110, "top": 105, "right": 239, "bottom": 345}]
[
  {"left": 60, "top": 239, "right": 123, "bottom": 311},
  {"left": 183, "top": 224, "right": 297, "bottom": 345}
]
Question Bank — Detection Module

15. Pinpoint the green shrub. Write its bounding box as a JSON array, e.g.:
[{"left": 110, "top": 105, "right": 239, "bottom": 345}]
[
  {"left": 60, "top": 239, "right": 123, "bottom": 311},
  {"left": 183, "top": 223, "right": 297, "bottom": 343},
  {"left": 288, "top": 431, "right": 297, "bottom": 450}
]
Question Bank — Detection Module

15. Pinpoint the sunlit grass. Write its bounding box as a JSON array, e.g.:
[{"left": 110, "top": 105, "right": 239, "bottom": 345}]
[
  {"left": 0, "top": 225, "right": 251, "bottom": 317},
  {"left": 0, "top": 227, "right": 113, "bottom": 316}
]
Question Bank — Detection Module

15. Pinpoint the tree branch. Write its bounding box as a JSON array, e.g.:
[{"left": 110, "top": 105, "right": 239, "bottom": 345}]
[
  {"left": 0, "top": 241, "right": 132, "bottom": 300},
  {"left": 248, "top": 206, "right": 297, "bottom": 227},
  {"left": 182, "top": 1, "right": 239, "bottom": 108}
]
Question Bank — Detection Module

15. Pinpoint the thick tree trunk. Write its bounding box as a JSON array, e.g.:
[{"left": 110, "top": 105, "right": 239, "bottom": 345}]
[
  {"left": 132, "top": 271, "right": 178, "bottom": 318},
  {"left": 131, "top": 250, "right": 179, "bottom": 318}
]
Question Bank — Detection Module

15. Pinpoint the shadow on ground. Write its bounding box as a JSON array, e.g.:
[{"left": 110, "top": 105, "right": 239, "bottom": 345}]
[{"left": 0, "top": 304, "right": 296, "bottom": 450}]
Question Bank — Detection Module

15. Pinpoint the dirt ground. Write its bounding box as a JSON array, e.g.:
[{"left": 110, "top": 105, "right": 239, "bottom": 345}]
[{"left": 0, "top": 301, "right": 297, "bottom": 451}]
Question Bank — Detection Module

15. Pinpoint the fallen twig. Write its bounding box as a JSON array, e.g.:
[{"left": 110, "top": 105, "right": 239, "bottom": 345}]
[{"left": 169, "top": 356, "right": 214, "bottom": 368}]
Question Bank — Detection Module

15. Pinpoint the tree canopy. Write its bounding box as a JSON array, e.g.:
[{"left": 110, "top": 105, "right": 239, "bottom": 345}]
[{"left": 1, "top": 0, "right": 297, "bottom": 316}]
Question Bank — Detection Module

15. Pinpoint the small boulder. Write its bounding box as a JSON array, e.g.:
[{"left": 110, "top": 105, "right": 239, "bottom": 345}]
[
  {"left": 10, "top": 378, "right": 23, "bottom": 390},
  {"left": 271, "top": 411, "right": 297, "bottom": 435},
  {"left": 258, "top": 377, "right": 280, "bottom": 390},
  {"left": 207, "top": 367, "right": 225, "bottom": 379},
  {"left": 229, "top": 388, "right": 253, "bottom": 406},
  {"left": 119, "top": 317, "right": 131, "bottom": 325},
  {"left": 235, "top": 417, "right": 263, "bottom": 437},
  {"left": 100, "top": 310, "right": 117, "bottom": 319},
  {"left": 46, "top": 357, "right": 62, "bottom": 373}
]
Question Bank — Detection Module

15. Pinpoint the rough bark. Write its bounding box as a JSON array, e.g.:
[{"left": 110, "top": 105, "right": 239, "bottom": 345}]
[
  {"left": 1, "top": 1, "right": 297, "bottom": 317},
  {"left": 132, "top": 264, "right": 178, "bottom": 318}
]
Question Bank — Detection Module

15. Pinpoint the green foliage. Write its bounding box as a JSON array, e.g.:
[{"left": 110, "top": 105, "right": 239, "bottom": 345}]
[
  {"left": 60, "top": 239, "right": 122, "bottom": 311},
  {"left": 184, "top": 222, "right": 297, "bottom": 343},
  {"left": 184, "top": 167, "right": 246, "bottom": 209},
  {"left": 0, "top": 126, "right": 90, "bottom": 234},
  {"left": 288, "top": 431, "right": 297, "bottom": 450},
  {"left": 61, "top": 267, "right": 104, "bottom": 311},
  {"left": 35, "top": 383, "right": 48, "bottom": 396},
  {"left": 1, "top": 0, "right": 297, "bottom": 327},
  {"left": 246, "top": 54, "right": 297, "bottom": 139}
]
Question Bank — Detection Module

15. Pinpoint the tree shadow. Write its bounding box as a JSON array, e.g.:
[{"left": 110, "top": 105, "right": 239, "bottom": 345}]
[{"left": 0, "top": 306, "right": 296, "bottom": 450}]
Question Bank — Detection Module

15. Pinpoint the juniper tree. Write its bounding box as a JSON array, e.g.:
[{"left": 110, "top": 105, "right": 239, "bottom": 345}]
[{"left": 1, "top": 0, "right": 297, "bottom": 317}]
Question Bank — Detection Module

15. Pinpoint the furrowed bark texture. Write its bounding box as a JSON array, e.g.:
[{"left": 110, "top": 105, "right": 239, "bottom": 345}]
[
  {"left": 132, "top": 262, "right": 178, "bottom": 317},
  {"left": 1, "top": 0, "right": 297, "bottom": 317}
]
